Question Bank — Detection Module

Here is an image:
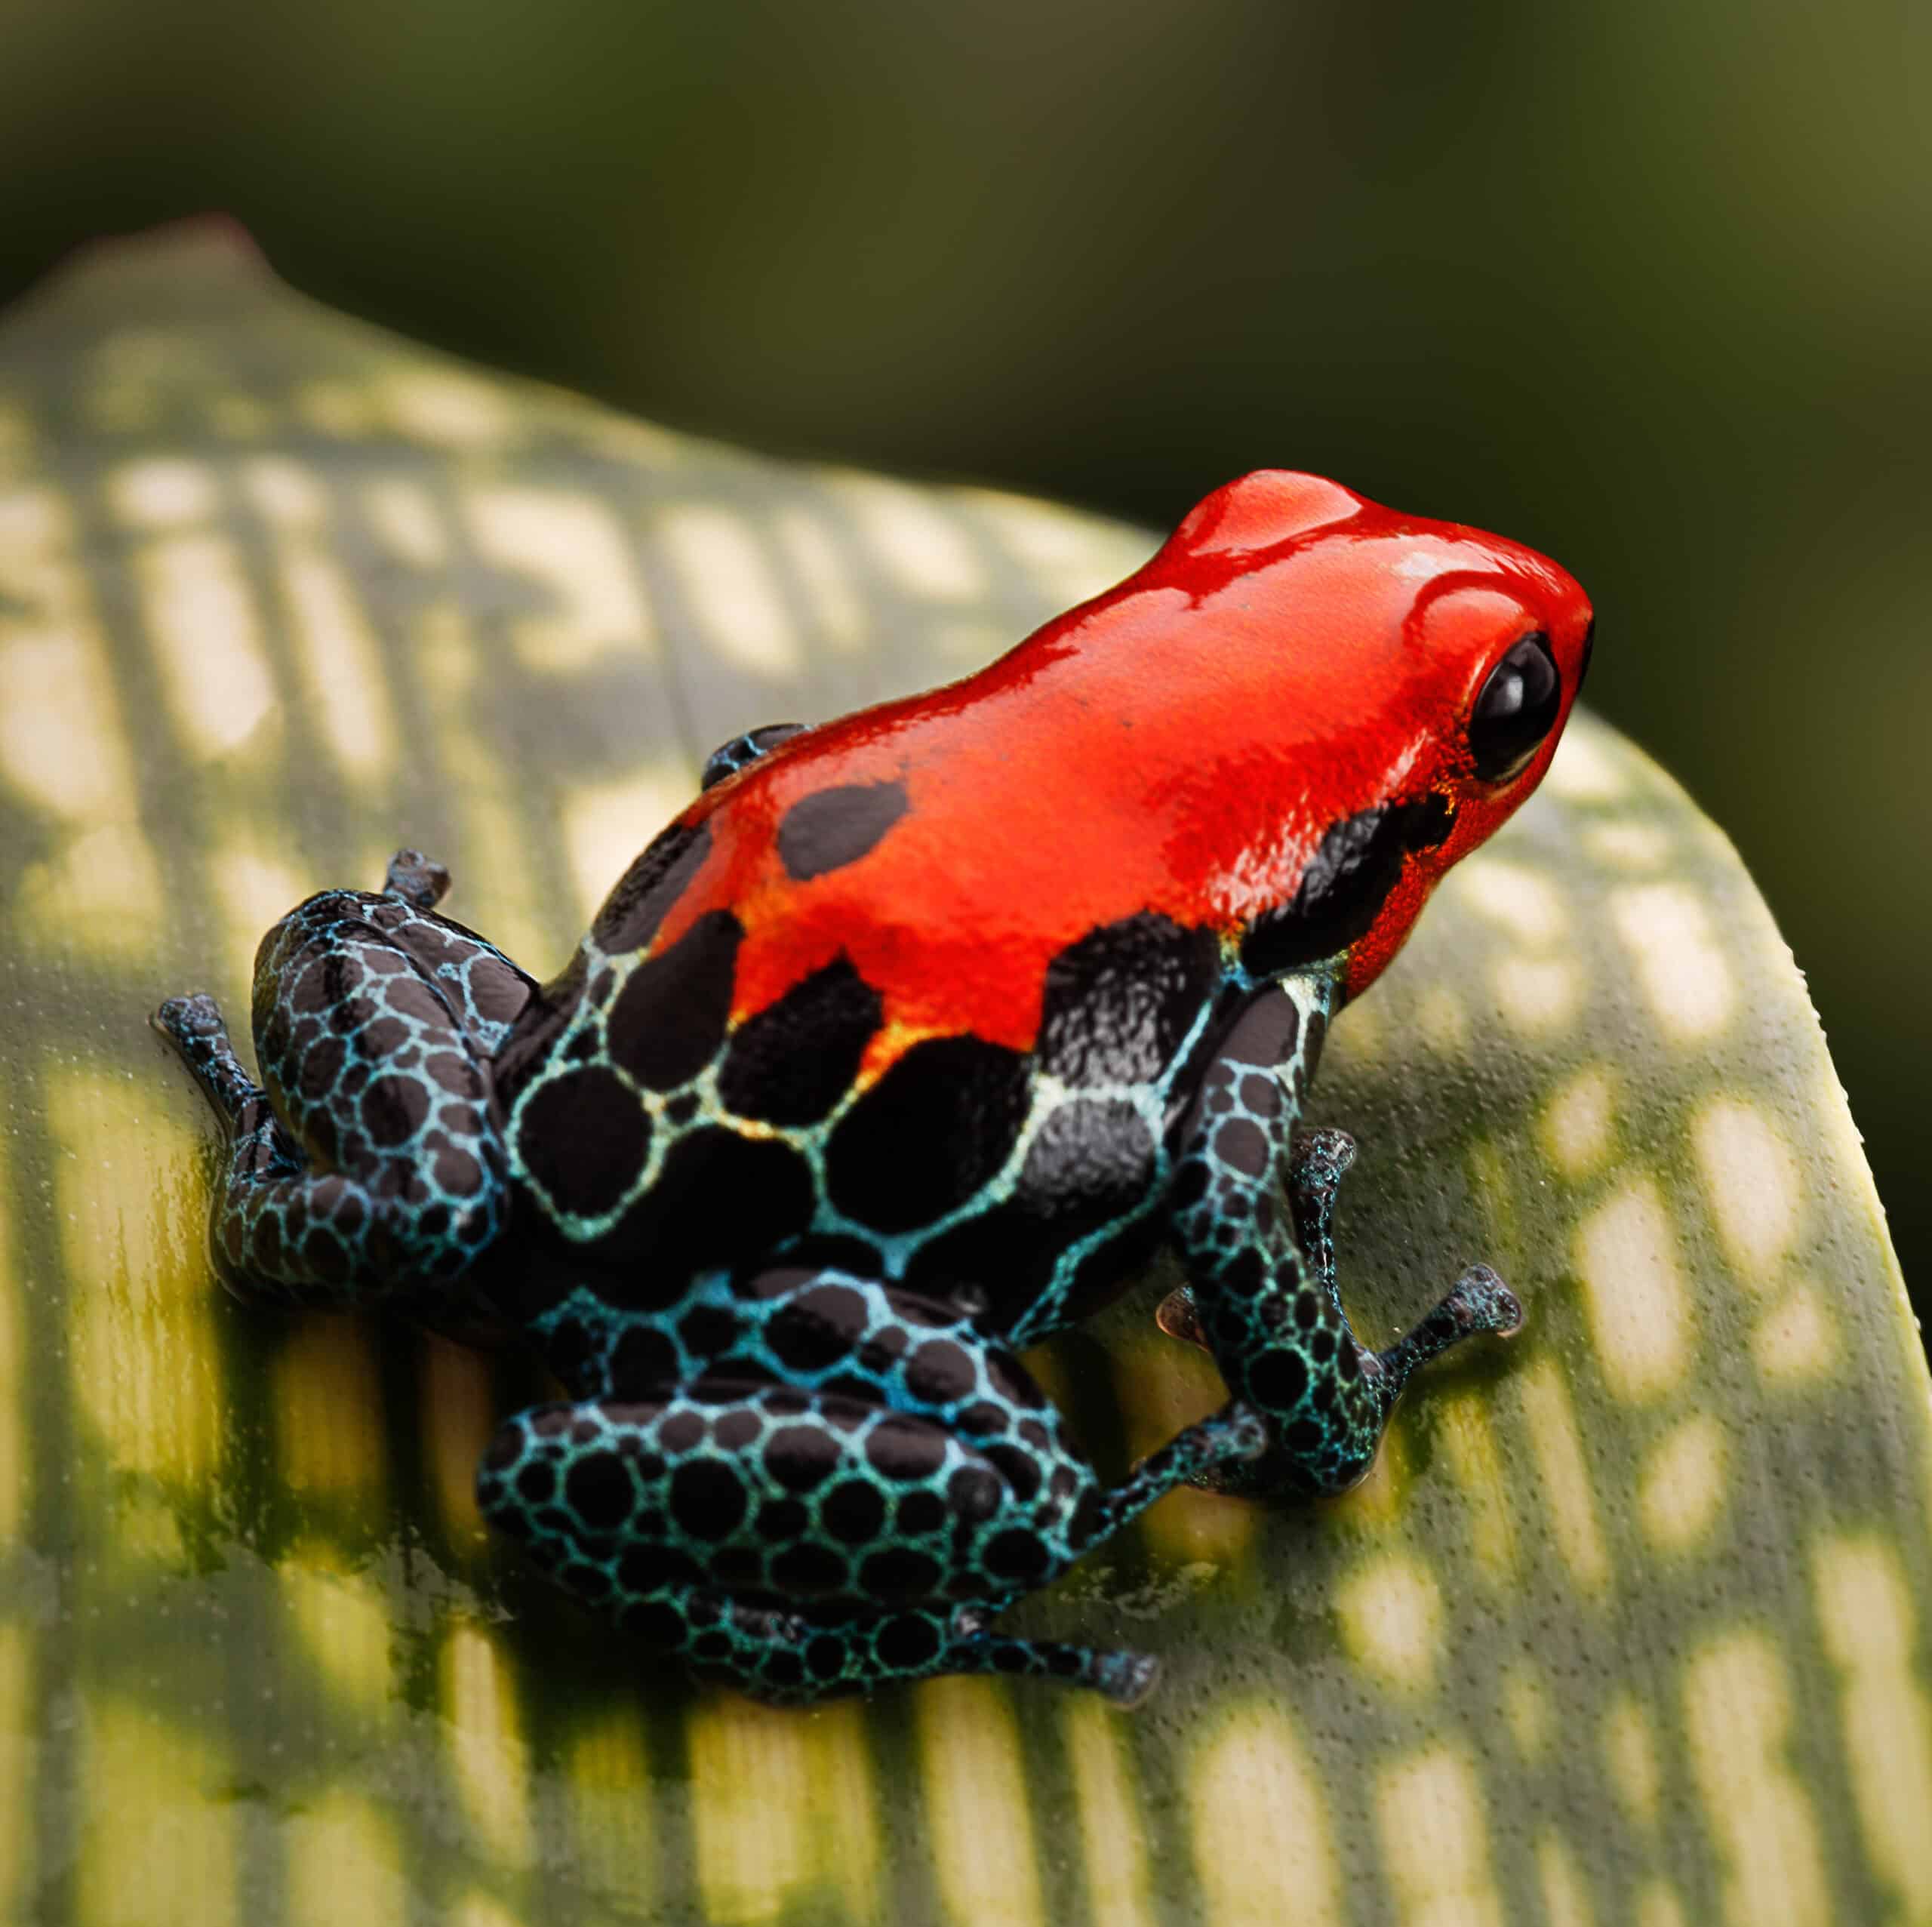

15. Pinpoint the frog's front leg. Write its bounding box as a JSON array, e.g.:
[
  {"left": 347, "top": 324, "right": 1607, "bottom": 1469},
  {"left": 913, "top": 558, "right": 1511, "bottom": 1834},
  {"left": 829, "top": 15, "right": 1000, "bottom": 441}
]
[
  {"left": 153, "top": 850, "right": 531, "bottom": 1310},
  {"left": 1157, "top": 1125, "right": 1356, "bottom": 1349},
  {"left": 1169, "top": 986, "right": 1521, "bottom": 1498},
  {"left": 476, "top": 1275, "right": 1263, "bottom": 1704}
]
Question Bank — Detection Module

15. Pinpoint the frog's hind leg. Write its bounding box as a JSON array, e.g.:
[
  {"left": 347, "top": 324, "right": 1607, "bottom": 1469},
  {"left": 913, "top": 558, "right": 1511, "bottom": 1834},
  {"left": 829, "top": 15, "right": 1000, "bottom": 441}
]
[
  {"left": 154, "top": 851, "right": 531, "bottom": 1308},
  {"left": 475, "top": 1300, "right": 1263, "bottom": 1704}
]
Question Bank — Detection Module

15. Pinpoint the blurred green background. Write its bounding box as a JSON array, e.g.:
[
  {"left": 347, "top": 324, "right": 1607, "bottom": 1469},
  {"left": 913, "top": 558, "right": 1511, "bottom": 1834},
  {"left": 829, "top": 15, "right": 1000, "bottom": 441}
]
[{"left": 2, "top": 0, "right": 1924, "bottom": 1302}]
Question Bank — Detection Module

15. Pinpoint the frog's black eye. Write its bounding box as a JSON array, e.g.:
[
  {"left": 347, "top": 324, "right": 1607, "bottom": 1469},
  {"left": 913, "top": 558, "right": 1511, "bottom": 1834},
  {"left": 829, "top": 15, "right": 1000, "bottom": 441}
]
[{"left": 1468, "top": 631, "right": 1561, "bottom": 783}]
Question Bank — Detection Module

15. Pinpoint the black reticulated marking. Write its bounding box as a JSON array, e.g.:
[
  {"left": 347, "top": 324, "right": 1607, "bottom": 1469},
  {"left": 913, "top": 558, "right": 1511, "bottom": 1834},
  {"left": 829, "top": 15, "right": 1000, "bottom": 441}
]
[
  {"left": 607, "top": 910, "right": 743, "bottom": 1091},
  {"left": 767, "top": 1424, "right": 841, "bottom": 1491},
  {"left": 825, "top": 1034, "right": 1032, "bottom": 1233},
  {"left": 1037, "top": 913, "right": 1219, "bottom": 1085},
  {"left": 1244, "top": 1347, "right": 1310, "bottom": 1411},
  {"left": 1242, "top": 793, "right": 1455, "bottom": 975},
  {"left": 820, "top": 1479, "right": 888, "bottom": 1543},
  {"left": 516, "top": 1067, "right": 651, "bottom": 1218},
  {"left": 1238, "top": 1073, "right": 1281, "bottom": 1117},
  {"left": 984, "top": 1529, "right": 1051, "bottom": 1581},
  {"left": 983, "top": 1443, "right": 1041, "bottom": 1503},
  {"left": 361, "top": 1074, "right": 430, "bottom": 1148},
  {"left": 669, "top": 1458, "right": 748, "bottom": 1538},
  {"left": 658, "top": 1408, "right": 705, "bottom": 1451},
  {"left": 1214, "top": 988, "right": 1300, "bottom": 1076},
  {"left": 592, "top": 1126, "right": 814, "bottom": 1283},
  {"left": 768, "top": 1298, "right": 859, "bottom": 1374},
  {"left": 566, "top": 1455, "right": 636, "bottom": 1531},
  {"left": 717, "top": 958, "right": 882, "bottom": 1125},
  {"left": 895, "top": 1488, "right": 946, "bottom": 1535},
  {"left": 609, "top": 1323, "right": 681, "bottom": 1392},
  {"left": 593, "top": 818, "right": 713, "bottom": 956},
  {"left": 1214, "top": 1116, "right": 1269, "bottom": 1180},
  {"left": 866, "top": 1559, "right": 945, "bottom": 1611},
  {"left": 775, "top": 781, "right": 908, "bottom": 882},
  {"left": 900, "top": 1200, "right": 1056, "bottom": 1326},
  {"left": 946, "top": 1465, "right": 1001, "bottom": 1523},
  {"left": 1014, "top": 1098, "right": 1157, "bottom": 1235},
  {"left": 774, "top": 1544, "right": 848, "bottom": 1594},
  {"left": 904, "top": 1338, "right": 977, "bottom": 1406},
  {"left": 865, "top": 1414, "right": 948, "bottom": 1482},
  {"left": 678, "top": 1303, "right": 740, "bottom": 1359}
]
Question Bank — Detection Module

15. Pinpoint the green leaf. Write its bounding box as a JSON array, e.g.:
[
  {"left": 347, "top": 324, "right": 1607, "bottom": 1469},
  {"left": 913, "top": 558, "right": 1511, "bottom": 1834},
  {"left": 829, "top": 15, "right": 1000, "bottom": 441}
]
[{"left": 1, "top": 225, "right": 1927, "bottom": 1927}]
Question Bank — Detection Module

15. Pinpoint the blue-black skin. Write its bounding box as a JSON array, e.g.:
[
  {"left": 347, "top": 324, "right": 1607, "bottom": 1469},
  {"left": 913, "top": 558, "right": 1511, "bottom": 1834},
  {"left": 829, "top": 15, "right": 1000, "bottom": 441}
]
[{"left": 155, "top": 786, "right": 1519, "bottom": 1707}]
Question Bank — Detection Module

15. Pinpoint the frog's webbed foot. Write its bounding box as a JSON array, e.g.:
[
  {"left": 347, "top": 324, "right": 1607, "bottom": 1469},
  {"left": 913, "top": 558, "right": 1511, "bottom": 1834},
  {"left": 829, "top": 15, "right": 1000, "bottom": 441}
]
[
  {"left": 383, "top": 847, "right": 451, "bottom": 911},
  {"left": 1194, "top": 1264, "right": 1524, "bottom": 1500},
  {"left": 1376, "top": 1264, "right": 1524, "bottom": 1383}
]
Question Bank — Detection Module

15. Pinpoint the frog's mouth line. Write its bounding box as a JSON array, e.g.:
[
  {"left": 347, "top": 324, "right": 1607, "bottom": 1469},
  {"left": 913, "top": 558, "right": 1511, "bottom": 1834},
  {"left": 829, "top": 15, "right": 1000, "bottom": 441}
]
[{"left": 1243, "top": 791, "right": 1456, "bottom": 975}]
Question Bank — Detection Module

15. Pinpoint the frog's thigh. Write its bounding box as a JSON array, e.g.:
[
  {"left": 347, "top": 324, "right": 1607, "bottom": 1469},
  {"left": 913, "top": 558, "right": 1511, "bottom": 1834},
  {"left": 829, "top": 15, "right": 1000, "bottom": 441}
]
[
  {"left": 477, "top": 1382, "right": 1098, "bottom": 1611},
  {"left": 202, "top": 891, "right": 508, "bottom": 1302},
  {"left": 475, "top": 1383, "right": 1175, "bottom": 1702}
]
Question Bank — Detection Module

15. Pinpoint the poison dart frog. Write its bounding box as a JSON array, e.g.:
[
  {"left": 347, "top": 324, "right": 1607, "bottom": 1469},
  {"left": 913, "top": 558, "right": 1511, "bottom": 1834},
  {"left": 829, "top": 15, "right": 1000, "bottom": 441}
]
[{"left": 155, "top": 470, "right": 1593, "bottom": 1706}]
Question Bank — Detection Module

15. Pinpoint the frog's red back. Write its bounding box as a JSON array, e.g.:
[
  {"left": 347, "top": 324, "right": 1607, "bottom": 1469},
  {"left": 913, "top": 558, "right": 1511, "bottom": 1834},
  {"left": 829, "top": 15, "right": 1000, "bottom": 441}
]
[{"left": 653, "top": 472, "right": 1592, "bottom": 1073}]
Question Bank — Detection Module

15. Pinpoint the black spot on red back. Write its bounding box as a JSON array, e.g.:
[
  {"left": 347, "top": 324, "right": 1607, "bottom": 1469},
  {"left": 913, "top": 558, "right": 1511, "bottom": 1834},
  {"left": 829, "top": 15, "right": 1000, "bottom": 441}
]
[
  {"left": 593, "top": 819, "right": 713, "bottom": 956},
  {"left": 589, "top": 1125, "right": 814, "bottom": 1285},
  {"left": 606, "top": 910, "right": 742, "bottom": 1091},
  {"left": 1017, "top": 1098, "right": 1156, "bottom": 1229},
  {"left": 776, "top": 781, "right": 908, "bottom": 882},
  {"left": 717, "top": 958, "right": 881, "bottom": 1125},
  {"left": 515, "top": 1067, "right": 650, "bottom": 1218},
  {"left": 825, "top": 1034, "right": 1031, "bottom": 1233},
  {"left": 1038, "top": 913, "right": 1219, "bottom": 1085},
  {"left": 901, "top": 1095, "right": 1158, "bottom": 1329}
]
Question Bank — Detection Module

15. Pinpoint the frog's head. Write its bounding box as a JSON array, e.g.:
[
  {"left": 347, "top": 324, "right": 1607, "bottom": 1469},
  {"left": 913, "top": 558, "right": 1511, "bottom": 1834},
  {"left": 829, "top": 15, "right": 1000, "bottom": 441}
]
[{"left": 1150, "top": 469, "right": 1595, "bottom": 1000}]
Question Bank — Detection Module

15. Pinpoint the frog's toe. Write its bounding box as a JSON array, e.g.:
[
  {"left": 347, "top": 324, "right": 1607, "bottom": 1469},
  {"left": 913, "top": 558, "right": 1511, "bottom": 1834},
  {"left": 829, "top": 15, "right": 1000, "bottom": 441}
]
[
  {"left": 1447, "top": 1263, "right": 1524, "bottom": 1338},
  {"left": 1219, "top": 1400, "right": 1271, "bottom": 1463},
  {"left": 152, "top": 990, "right": 224, "bottom": 1042},
  {"left": 1094, "top": 1650, "right": 1161, "bottom": 1709},
  {"left": 1294, "top": 1125, "right": 1357, "bottom": 1177},
  {"left": 383, "top": 848, "right": 451, "bottom": 910},
  {"left": 1155, "top": 1282, "right": 1211, "bottom": 1350}
]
